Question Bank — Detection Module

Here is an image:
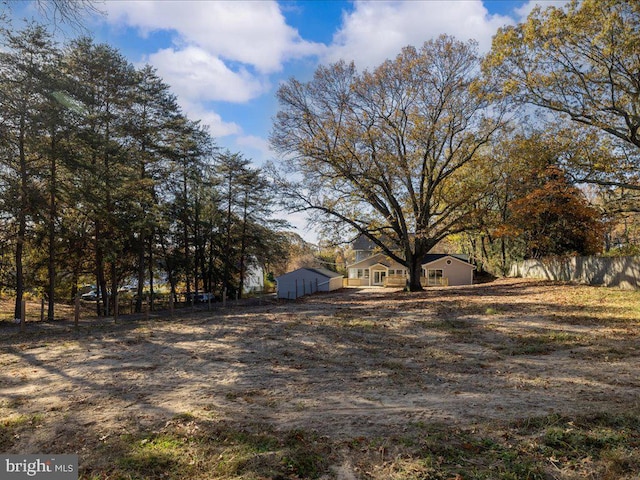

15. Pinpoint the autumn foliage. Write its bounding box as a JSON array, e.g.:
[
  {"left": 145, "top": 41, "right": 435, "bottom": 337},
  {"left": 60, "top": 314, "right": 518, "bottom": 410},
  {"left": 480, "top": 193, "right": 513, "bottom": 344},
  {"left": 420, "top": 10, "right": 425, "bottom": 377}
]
[{"left": 503, "top": 166, "right": 605, "bottom": 259}]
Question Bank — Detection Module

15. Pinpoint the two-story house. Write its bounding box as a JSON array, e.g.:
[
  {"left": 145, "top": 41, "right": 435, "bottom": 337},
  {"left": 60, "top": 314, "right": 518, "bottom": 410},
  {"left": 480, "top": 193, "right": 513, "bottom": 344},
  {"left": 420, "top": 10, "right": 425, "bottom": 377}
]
[{"left": 346, "top": 235, "right": 475, "bottom": 287}]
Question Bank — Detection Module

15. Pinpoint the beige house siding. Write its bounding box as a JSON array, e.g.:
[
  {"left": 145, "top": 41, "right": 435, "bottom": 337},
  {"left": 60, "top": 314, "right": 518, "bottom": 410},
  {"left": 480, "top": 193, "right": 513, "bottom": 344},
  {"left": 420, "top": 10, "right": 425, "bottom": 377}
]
[
  {"left": 347, "top": 253, "right": 475, "bottom": 288},
  {"left": 347, "top": 253, "right": 407, "bottom": 287},
  {"left": 423, "top": 256, "right": 475, "bottom": 286}
]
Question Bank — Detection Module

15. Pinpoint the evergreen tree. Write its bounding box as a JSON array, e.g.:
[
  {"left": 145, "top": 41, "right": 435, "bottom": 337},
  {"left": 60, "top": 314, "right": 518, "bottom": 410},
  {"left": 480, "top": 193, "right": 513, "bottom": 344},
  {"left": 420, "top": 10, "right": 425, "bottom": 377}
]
[
  {"left": 63, "top": 37, "right": 137, "bottom": 315},
  {"left": 124, "top": 65, "right": 182, "bottom": 312},
  {"left": 0, "top": 24, "right": 58, "bottom": 320}
]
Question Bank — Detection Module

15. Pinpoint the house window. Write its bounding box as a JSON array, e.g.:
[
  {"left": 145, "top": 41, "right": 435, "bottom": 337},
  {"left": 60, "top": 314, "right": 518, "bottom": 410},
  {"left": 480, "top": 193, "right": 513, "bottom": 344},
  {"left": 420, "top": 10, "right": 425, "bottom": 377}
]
[
  {"left": 353, "top": 268, "right": 370, "bottom": 279},
  {"left": 389, "top": 269, "right": 407, "bottom": 277},
  {"left": 349, "top": 269, "right": 370, "bottom": 279},
  {"left": 427, "top": 269, "right": 443, "bottom": 285}
]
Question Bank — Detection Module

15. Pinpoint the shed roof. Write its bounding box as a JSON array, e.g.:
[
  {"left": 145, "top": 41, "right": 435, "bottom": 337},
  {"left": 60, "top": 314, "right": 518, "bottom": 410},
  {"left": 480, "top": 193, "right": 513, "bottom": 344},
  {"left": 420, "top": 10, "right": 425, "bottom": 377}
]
[
  {"left": 306, "top": 267, "right": 343, "bottom": 278},
  {"left": 276, "top": 267, "right": 342, "bottom": 281}
]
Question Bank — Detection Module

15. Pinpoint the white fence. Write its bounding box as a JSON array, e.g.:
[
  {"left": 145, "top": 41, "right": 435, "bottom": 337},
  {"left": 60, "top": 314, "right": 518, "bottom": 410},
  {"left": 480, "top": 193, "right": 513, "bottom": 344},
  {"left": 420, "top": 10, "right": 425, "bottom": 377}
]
[{"left": 509, "top": 256, "right": 640, "bottom": 290}]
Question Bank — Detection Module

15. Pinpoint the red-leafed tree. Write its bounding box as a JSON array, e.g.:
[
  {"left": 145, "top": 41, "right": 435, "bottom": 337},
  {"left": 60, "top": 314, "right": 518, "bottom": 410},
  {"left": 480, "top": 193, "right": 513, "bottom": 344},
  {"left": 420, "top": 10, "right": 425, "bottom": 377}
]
[{"left": 506, "top": 166, "right": 605, "bottom": 259}]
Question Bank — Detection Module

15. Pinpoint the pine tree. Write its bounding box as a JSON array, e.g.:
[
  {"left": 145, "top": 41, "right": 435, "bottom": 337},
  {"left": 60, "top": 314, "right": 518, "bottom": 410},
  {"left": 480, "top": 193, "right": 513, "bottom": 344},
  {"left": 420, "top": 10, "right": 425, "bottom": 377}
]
[
  {"left": 124, "top": 65, "right": 182, "bottom": 312},
  {"left": 63, "top": 37, "right": 137, "bottom": 315},
  {"left": 0, "top": 24, "right": 59, "bottom": 320}
]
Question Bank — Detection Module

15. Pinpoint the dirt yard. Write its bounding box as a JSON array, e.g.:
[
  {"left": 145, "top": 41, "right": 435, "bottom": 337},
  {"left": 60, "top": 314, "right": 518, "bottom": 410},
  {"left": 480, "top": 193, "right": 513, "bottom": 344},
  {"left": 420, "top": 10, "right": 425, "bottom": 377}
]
[{"left": 1, "top": 278, "right": 639, "bottom": 479}]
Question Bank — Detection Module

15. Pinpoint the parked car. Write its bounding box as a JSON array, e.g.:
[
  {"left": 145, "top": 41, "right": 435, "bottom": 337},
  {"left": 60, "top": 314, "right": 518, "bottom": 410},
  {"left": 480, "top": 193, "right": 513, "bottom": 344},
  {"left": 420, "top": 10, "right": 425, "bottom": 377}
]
[
  {"left": 189, "top": 292, "right": 215, "bottom": 303},
  {"left": 81, "top": 290, "right": 100, "bottom": 301}
]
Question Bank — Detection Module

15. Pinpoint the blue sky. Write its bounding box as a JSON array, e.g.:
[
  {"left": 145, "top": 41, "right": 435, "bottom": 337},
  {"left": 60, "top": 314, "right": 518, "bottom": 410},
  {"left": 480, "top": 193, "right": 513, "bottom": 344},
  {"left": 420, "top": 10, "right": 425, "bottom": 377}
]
[{"left": 10, "top": 0, "right": 567, "bottom": 241}]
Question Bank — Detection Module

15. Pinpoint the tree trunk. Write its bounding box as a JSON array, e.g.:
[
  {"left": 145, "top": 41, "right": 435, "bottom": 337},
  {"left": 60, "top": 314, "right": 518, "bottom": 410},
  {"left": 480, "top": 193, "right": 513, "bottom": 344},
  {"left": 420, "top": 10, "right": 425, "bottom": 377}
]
[
  {"left": 238, "top": 191, "right": 248, "bottom": 299},
  {"left": 110, "top": 261, "right": 118, "bottom": 317},
  {"left": 193, "top": 197, "right": 201, "bottom": 294},
  {"left": 407, "top": 255, "right": 424, "bottom": 292},
  {"left": 500, "top": 237, "right": 507, "bottom": 277},
  {"left": 14, "top": 120, "right": 28, "bottom": 321},
  {"left": 223, "top": 176, "right": 233, "bottom": 297},
  {"left": 480, "top": 235, "right": 490, "bottom": 273},
  {"left": 148, "top": 233, "right": 154, "bottom": 311},
  {"left": 71, "top": 267, "right": 79, "bottom": 303},
  {"left": 406, "top": 236, "right": 435, "bottom": 292},
  {"left": 182, "top": 170, "right": 191, "bottom": 299},
  {"left": 14, "top": 215, "right": 26, "bottom": 321},
  {"left": 47, "top": 135, "right": 56, "bottom": 321},
  {"left": 160, "top": 238, "right": 177, "bottom": 303},
  {"left": 95, "top": 221, "right": 107, "bottom": 316},
  {"left": 135, "top": 236, "right": 145, "bottom": 313}
]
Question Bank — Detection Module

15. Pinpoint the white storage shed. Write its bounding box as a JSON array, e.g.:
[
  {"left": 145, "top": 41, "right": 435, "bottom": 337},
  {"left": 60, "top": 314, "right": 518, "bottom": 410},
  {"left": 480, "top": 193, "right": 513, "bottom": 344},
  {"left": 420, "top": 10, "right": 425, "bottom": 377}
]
[{"left": 276, "top": 267, "right": 344, "bottom": 299}]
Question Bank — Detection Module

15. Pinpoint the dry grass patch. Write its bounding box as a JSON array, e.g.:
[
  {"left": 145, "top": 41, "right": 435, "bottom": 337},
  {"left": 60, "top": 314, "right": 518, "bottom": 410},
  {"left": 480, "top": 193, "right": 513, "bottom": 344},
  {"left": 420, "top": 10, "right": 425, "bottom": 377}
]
[{"left": 1, "top": 278, "right": 639, "bottom": 479}]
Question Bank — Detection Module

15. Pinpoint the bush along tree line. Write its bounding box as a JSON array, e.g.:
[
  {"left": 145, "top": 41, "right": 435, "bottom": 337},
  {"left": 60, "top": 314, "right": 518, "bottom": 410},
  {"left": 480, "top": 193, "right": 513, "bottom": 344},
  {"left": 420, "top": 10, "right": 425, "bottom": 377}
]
[
  {"left": 0, "top": 24, "right": 292, "bottom": 321},
  {"left": 271, "top": 0, "right": 639, "bottom": 285}
]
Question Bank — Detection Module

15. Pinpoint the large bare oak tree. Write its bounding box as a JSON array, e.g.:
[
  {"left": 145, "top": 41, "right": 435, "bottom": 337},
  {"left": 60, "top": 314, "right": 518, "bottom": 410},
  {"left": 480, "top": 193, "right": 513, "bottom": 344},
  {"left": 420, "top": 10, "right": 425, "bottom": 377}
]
[{"left": 271, "top": 35, "right": 505, "bottom": 291}]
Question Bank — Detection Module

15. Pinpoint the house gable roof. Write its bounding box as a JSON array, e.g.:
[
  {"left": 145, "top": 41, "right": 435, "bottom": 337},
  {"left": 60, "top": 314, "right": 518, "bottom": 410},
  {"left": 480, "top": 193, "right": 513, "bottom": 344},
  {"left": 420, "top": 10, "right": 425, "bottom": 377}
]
[
  {"left": 369, "top": 262, "right": 390, "bottom": 269},
  {"left": 422, "top": 254, "right": 476, "bottom": 269},
  {"left": 352, "top": 233, "right": 399, "bottom": 252},
  {"left": 352, "top": 234, "right": 378, "bottom": 251},
  {"left": 347, "top": 252, "right": 395, "bottom": 269}
]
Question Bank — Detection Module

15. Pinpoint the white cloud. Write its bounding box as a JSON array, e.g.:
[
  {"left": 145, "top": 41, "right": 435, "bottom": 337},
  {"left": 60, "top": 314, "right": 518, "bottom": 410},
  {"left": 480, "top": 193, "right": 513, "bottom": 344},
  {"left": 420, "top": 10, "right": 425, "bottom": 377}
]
[
  {"left": 235, "top": 135, "right": 273, "bottom": 159},
  {"left": 514, "top": 0, "right": 571, "bottom": 21},
  {"left": 178, "top": 100, "right": 241, "bottom": 138},
  {"left": 102, "top": 1, "right": 325, "bottom": 148},
  {"left": 146, "top": 46, "right": 268, "bottom": 103},
  {"left": 283, "top": 210, "right": 318, "bottom": 244},
  {"left": 105, "top": 0, "right": 324, "bottom": 73},
  {"left": 325, "top": 0, "right": 514, "bottom": 70}
]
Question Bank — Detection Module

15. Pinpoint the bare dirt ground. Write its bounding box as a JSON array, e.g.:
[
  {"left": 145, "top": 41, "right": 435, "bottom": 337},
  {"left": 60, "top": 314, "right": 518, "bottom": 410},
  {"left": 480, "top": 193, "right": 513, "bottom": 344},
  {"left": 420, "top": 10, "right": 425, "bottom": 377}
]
[{"left": 1, "top": 278, "right": 639, "bottom": 479}]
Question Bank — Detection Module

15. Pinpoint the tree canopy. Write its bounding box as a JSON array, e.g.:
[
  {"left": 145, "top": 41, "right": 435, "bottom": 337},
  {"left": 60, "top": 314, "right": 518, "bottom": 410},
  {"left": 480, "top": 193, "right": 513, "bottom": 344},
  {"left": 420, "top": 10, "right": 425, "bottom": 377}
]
[
  {"left": 505, "top": 165, "right": 605, "bottom": 259},
  {"left": 271, "top": 35, "right": 505, "bottom": 290},
  {"left": 0, "top": 24, "right": 290, "bottom": 320},
  {"left": 485, "top": 0, "right": 640, "bottom": 194}
]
